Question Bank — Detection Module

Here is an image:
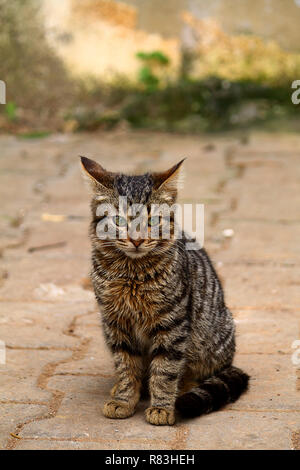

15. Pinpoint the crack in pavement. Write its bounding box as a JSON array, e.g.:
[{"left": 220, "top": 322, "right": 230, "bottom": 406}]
[
  {"left": 5, "top": 310, "right": 94, "bottom": 450},
  {"left": 210, "top": 145, "right": 246, "bottom": 254},
  {"left": 291, "top": 431, "right": 300, "bottom": 450},
  {"left": 6, "top": 345, "right": 75, "bottom": 351}
]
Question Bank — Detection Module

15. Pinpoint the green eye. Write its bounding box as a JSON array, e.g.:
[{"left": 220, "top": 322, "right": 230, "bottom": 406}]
[
  {"left": 112, "top": 215, "right": 127, "bottom": 227},
  {"left": 148, "top": 216, "right": 160, "bottom": 227}
]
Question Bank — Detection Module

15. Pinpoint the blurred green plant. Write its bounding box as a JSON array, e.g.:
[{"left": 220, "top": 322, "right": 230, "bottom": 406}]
[
  {"left": 4, "top": 101, "right": 17, "bottom": 121},
  {"left": 137, "top": 67, "right": 159, "bottom": 91},
  {"left": 18, "top": 130, "right": 51, "bottom": 139},
  {"left": 120, "top": 76, "right": 296, "bottom": 132},
  {"left": 136, "top": 51, "right": 170, "bottom": 65},
  {"left": 136, "top": 50, "right": 170, "bottom": 91},
  {"left": 63, "top": 72, "right": 297, "bottom": 134}
]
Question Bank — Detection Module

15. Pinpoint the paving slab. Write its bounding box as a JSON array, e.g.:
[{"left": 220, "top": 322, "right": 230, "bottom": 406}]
[
  {"left": 186, "top": 410, "right": 300, "bottom": 450},
  {"left": 0, "top": 302, "right": 92, "bottom": 349},
  {"left": 235, "top": 309, "right": 298, "bottom": 355},
  {"left": 14, "top": 439, "right": 172, "bottom": 450},
  {"left": 0, "top": 404, "right": 48, "bottom": 450},
  {"left": 0, "top": 349, "right": 71, "bottom": 403},
  {"left": 217, "top": 263, "right": 300, "bottom": 311},
  {"left": 233, "top": 354, "right": 299, "bottom": 411}
]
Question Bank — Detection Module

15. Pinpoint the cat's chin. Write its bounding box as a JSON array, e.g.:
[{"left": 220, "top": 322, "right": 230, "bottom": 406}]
[{"left": 123, "top": 250, "right": 149, "bottom": 259}]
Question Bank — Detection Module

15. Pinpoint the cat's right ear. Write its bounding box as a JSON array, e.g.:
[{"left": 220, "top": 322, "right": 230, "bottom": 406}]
[{"left": 80, "top": 156, "right": 114, "bottom": 193}]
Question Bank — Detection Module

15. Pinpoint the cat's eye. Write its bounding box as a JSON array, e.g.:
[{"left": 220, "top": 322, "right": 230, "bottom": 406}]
[
  {"left": 112, "top": 215, "right": 127, "bottom": 227},
  {"left": 148, "top": 216, "right": 160, "bottom": 227}
]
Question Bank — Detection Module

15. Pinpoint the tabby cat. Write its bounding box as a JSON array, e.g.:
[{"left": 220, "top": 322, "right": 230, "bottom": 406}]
[{"left": 81, "top": 156, "right": 249, "bottom": 426}]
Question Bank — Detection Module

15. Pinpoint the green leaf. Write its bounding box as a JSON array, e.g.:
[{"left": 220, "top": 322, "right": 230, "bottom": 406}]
[
  {"left": 5, "top": 101, "right": 17, "bottom": 121},
  {"left": 136, "top": 50, "right": 170, "bottom": 66}
]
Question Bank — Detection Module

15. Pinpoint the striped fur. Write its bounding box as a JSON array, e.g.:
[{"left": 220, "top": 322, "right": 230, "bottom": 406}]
[{"left": 81, "top": 157, "right": 249, "bottom": 425}]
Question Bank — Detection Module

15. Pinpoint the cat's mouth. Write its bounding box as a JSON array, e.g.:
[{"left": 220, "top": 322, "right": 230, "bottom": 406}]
[
  {"left": 116, "top": 240, "right": 156, "bottom": 258},
  {"left": 119, "top": 245, "right": 151, "bottom": 258}
]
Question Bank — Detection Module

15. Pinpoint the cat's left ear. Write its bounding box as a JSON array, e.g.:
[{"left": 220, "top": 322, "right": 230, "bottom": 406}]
[
  {"left": 152, "top": 159, "right": 185, "bottom": 202},
  {"left": 80, "top": 156, "right": 114, "bottom": 194}
]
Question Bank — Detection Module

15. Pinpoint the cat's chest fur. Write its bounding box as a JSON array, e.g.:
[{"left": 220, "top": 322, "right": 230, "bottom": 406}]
[
  {"left": 102, "top": 274, "right": 167, "bottom": 317},
  {"left": 94, "top": 256, "right": 174, "bottom": 330}
]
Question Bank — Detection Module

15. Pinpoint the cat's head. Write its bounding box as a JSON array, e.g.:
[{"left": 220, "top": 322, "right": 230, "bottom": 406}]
[{"left": 80, "top": 156, "right": 185, "bottom": 259}]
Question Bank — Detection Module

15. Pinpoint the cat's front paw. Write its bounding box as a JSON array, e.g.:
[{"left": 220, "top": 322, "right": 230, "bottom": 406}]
[
  {"left": 103, "top": 400, "right": 134, "bottom": 419},
  {"left": 145, "top": 406, "right": 175, "bottom": 425}
]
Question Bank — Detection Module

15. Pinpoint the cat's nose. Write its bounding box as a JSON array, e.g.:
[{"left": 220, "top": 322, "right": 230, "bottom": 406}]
[{"left": 130, "top": 239, "right": 144, "bottom": 248}]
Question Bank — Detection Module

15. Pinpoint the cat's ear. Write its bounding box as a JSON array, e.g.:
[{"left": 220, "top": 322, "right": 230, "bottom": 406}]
[
  {"left": 152, "top": 159, "right": 185, "bottom": 202},
  {"left": 80, "top": 156, "right": 114, "bottom": 194}
]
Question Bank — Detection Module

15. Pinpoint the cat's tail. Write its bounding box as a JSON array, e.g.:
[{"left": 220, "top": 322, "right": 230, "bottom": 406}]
[{"left": 175, "top": 366, "right": 249, "bottom": 418}]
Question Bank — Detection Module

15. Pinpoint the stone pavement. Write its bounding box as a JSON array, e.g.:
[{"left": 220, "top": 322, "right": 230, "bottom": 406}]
[{"left": 0, "top": 129, "right": 299, "bottom": 450}]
